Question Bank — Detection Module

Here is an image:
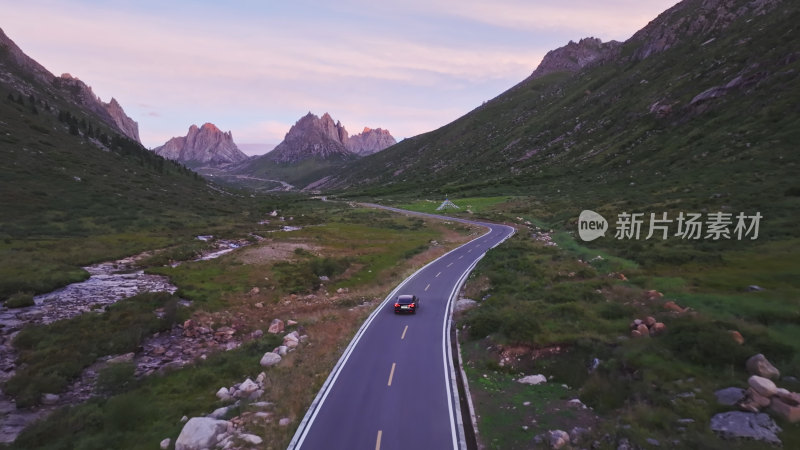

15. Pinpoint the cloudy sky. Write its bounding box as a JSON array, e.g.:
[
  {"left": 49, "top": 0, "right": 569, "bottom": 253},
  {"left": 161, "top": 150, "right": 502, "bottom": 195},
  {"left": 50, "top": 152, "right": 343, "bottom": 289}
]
[{"left": 3, "top": 0, "right": 677, "bottom": 153}]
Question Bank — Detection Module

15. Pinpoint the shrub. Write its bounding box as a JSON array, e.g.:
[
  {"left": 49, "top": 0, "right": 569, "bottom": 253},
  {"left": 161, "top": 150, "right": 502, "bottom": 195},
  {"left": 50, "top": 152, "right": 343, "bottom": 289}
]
[{"left": 5, "top": 291, "right": 34, "bottom": 308}]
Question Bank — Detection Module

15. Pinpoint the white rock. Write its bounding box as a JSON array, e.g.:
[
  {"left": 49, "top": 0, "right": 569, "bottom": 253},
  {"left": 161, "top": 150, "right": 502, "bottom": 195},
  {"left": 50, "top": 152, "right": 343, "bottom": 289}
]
[
  {"left": 260, "top": 352, "right": 282, "bottom": 367},
  {"left": 749, "top": 375, "right": 778, "bottom": 398},
  {"left": 175, "top": 417, "right": 230, "bottom": 450},
  {"left": 208, "top": 406, "right": 230, "bottom": 419},
  {"left": 41, "top": 393, "right": 60, "bottom": 405},
  {"left": 240, "top": 433, "right": 263, "bottom": 445},
  {"left": 160, "top": 438, "right": 171, "bottom": 450},
  {"left": 216, "top": 387, "right": 231, "bottom": 401},
  {"left": 284, "top": 331, "right": 300, "bottom": 342},
  {"left": 517, "top": 375, "right": 547, "bottom": 385},
  {"left": 239, "top": 378, "right": 259, "bottom": 394},
  {"left": 256, "top": 372, "right": 267, "bottom": 385},
  {"left": 279, "top": 417, "right": 291, "bottom": 426}
]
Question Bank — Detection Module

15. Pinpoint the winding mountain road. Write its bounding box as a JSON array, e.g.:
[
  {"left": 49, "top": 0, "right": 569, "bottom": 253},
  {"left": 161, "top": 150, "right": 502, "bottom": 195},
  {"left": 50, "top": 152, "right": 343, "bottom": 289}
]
[{"left": 288, "top": 207, "right": 514, "bottom": 450}]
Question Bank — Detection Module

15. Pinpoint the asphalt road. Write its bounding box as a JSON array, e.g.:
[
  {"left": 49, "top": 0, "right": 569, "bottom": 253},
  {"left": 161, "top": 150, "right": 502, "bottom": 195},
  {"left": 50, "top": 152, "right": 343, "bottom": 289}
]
[{"left": 288, "top": 208, "right": 515, "bottom": 450}]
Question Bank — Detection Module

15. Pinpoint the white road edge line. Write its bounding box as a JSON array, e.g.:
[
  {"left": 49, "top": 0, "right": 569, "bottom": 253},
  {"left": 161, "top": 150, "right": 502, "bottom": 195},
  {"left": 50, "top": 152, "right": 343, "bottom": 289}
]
[{"left": 288, "top": 211, "right": 496, "bottom": 450}]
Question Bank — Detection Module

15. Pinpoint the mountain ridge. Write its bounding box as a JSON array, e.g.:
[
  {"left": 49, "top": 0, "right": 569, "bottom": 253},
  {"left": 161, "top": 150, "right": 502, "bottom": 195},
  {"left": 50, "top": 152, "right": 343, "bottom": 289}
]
[
  {"left": 264, "top": 111, "right": 396, "bottom": 163},
  {"left": 0, "top": 28, "right": 141, "bottom": 143},
  {"left": 154, "top": 122, "right": 249, "bottom": 167},
  {"left": 312, "top": 0, "right": 796, "bottom": 196}
]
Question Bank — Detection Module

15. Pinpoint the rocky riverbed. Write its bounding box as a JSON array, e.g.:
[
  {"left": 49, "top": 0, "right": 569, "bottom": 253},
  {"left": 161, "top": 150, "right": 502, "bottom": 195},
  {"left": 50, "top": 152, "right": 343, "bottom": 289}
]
[{"left": 0, "top": 237, "right": 251, "bottom": 443}]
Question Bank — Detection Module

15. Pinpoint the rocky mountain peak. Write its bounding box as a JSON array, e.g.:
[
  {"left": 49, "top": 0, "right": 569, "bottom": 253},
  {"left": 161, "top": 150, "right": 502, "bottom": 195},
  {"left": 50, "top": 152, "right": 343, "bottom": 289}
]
[
  {"left": 266, "top": 112, "right": 396, "bottom": 163},
  {"left": 348, "top": 127, "right": 397, "bottom": 156},
  {"left": 153, "top": 123, "right": 248, "bottom": 167},
  {"left": 528, "top": 37, "right": 621, "bottom": 80}
]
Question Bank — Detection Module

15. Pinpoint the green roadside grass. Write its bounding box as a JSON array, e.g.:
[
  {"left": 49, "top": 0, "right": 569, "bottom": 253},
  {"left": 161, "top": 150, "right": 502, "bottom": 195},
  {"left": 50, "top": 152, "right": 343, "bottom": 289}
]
[{"left": 459, "top": 224, "right": 800, "bottom": 449}]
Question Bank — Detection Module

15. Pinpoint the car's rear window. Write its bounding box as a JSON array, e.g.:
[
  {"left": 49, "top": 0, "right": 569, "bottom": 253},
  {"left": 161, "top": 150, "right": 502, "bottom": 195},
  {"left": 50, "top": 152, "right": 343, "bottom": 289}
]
[{"left": 397, "top": 296, "right": 414, "bottom": 303}]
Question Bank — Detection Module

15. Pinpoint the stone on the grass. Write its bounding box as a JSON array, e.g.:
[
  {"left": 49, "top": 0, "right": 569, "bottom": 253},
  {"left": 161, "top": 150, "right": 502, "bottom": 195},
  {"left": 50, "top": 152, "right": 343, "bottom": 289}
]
[
  {"left": 746, "top": 354, "right": 780, "bottom": 380},
  {"left": 240, "top": 433, "right": 264, "bottom": 445},
  {"left": 548, "top": 430, "right": 570, "bottom": 449},
  {"left": 160, "top": 438, "right": 171, "bottom": 450},
  {"left": 729, "top": 330, "right": 745, "bottom": 345},
  {"left": 710, "top": 411, "right": 781, "bottom": 445},
  {"left": 714, "top": 387, "right": 746, "bottom": 406},
  {"left": 268, "top": 319, "right": 284, "bottom": 334},
  {"left": 216, "top": 387, "right": 231, "bottom": 401},
  {"left": 748, "top": 375, "right": 778, "bottom": 398},
  {"left": 175, "top": 417, "right": 230, "bottom": 450},
  {"left": 260, "top": 352, "right": 282, "bottom": 367},
  {"left": 769, "top": 397, "right": 800, "bottom": 423},
  {"left": 517, "top": 374, "right": 547, "bottom": 385}
]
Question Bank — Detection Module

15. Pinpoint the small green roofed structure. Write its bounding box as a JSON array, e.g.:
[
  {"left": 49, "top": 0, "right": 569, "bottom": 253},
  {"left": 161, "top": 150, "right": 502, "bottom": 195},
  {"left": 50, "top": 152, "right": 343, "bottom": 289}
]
[{"left": 436, "top": 198, "right": 459, "bottom": 211}]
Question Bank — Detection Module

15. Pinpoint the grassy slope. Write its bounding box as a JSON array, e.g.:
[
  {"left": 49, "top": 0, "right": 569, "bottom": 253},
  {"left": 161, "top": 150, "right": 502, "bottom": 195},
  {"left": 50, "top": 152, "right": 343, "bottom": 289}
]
[
  {"left": 332, "top": 2, "right": 799, "bottom": 230},
  {"left": 0, "top": 83, "right": 298, "bottom": 299}
]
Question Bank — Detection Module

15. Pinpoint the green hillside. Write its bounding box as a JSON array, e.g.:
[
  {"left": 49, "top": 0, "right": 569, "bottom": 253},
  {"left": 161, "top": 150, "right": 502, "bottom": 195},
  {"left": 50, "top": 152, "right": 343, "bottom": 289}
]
[
  {"left": 0, "top": 62, "right": 273, "bottom": 299},
  {"left": 329, "top": 0, "right": 799, "bottom": 232}
]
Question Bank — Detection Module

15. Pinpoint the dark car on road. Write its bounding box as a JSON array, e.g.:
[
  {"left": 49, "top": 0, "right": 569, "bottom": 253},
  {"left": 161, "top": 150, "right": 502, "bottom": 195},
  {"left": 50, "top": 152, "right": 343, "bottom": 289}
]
[{"left": 394, "top": 294, "right": 419, "bottom": 314}]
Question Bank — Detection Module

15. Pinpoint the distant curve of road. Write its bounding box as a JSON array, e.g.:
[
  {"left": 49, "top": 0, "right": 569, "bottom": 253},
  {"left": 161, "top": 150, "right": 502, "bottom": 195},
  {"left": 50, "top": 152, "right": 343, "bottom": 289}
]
[{"left": 288, "top": 206, "right": 515, "bottom": 450}]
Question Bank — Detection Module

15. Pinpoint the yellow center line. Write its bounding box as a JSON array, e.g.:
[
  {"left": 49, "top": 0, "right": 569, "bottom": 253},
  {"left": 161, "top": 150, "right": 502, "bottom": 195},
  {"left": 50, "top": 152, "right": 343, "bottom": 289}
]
[
  {"left": 447, "top": 262, "right": 453, "bottom": 267},
  {"left": 425, "top": 283, "right": 430, "bottom": 291},
  {"left": 435, "top": 271, "right": 441, "bottom": 278},
  {"left": 376, "top": 430, "right": 382, "bottom": 450},
  {"left": 401, "top": 325, "right": 408, "bottom": 340},
  {"left": 387, "top": 363, "right": 396, "bottom": 386}
]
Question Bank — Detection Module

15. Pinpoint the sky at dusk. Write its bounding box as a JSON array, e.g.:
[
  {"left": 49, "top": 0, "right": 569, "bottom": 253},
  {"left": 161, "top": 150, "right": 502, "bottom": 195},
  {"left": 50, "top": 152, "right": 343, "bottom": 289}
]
[{"left": 3, "top": 0, "right": 677, "bottom": 154}]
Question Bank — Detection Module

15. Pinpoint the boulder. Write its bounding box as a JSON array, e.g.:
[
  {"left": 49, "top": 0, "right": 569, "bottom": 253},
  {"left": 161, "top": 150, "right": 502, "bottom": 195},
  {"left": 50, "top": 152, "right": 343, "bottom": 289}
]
[
  {"left": 160, "top": 438, "right": 171, "bottom": 450},
  {"left": 215, "top": 387, "right": 231, "bottom": 401},
  {"left": 644, "top": 316, "right": 657, "bottom": 327},
  {"left": 663, "top": 301, "right": 687, "bottom": 313},
  {"left": 645, "top": 290, "right": 664, "bottom": 300},
  {"left": 208, "top": 406, "right": 230, "bottom": 419},
  {"left": 175, "top": 417, "right": 230, "bottom": 450},
  {"left": 636, "top": 324, "right": 650, "bottom": 337},
  {"left": 455, "top": 299, "right": 478, "bottom": 312},
  {"left": 738, "top": 387, "right": 772, "bottom": 412},
  {"left": 775, "top": 389, "right": 800, "bottom": 405},
  {"left": 729, "top": 330, "right": 745, "bottom": 345},
  {"left": 749, "top": 375, "right": 778, "bottom": 398},
  {"left": 268, "top": 319, "right": 284, "bottom": 334},
  {"left": 715, "top": 387, "right": 746, "bottom": 406},
  {"left": 279, "top": 417, "right": 291, "bottom": 426},
  {"left": 240, "top": 433, "right": 263, "bottom": 445},
  {"left": 260, "top": 352, "right": 282, "bottom": 367},
  {"left": 651, "top": 322, "right": 666, "bottom": 336},
  {"left": 769, "top": 397, "right": 800, "bottom": 423},
  {"left": 710, "top": 412, "right": 781, "bottom": 445},
  {"left": 746, "top": 354, "right": 780, "bottom": 380},
  {"left": 287, "top": 319, "right": 298, "bottom": 326},
  {"left": 548, "top": 429, "right": 570, "bottom": 449},
  {"left": 517, "top": 374, "right": 547, "bottom": 385},
  {"left": 238, "top": 378, "right": 259, "bottom": 395}
]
